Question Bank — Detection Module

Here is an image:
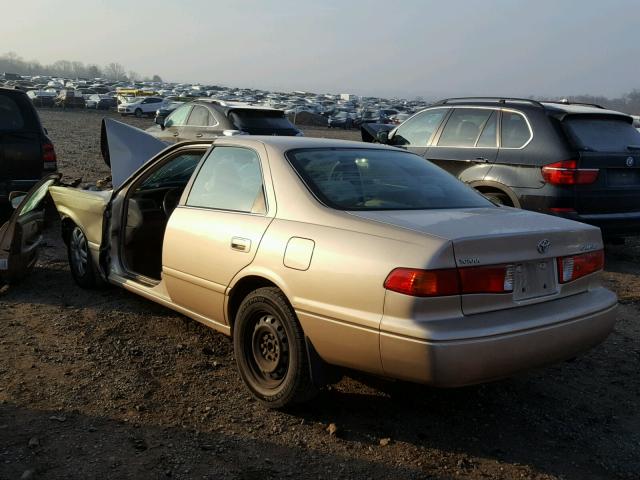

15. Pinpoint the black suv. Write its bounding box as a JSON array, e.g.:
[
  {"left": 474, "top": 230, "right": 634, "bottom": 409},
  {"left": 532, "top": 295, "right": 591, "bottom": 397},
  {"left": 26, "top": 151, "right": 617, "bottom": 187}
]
[
  {"left": 365, "top": 97, "right": 640, "bottom": 236},
  {"left": 147, "top": 99, "right": 302, "bottom": 142},
  {"left": 0, "top": 87, "right": 57, "bottom": 207}
]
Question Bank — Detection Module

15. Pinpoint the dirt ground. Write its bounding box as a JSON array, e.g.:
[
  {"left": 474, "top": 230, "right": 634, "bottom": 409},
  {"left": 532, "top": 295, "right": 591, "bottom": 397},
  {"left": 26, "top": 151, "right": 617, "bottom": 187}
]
[{"left": 0, "top": 109, "right": 638, "bottom": 480}]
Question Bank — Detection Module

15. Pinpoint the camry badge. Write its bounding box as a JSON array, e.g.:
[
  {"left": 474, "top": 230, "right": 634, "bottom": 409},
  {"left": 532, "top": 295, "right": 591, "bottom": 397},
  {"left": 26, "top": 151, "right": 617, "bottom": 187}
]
[
  {"left": 626, "top": 156, "right": 635, "bottom": 167},
  {"left": 537, "top": 239, "right": 551, "bottom": 254}
]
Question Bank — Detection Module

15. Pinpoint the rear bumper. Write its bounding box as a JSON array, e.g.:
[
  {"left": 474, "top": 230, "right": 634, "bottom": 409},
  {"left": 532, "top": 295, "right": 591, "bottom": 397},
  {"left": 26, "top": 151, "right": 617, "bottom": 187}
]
[
  {"left": 562, "top": 211, "right": 640, "bottom": 236},
  {"left": 380, "top": 288, "right": 618, "bottom": 386}
]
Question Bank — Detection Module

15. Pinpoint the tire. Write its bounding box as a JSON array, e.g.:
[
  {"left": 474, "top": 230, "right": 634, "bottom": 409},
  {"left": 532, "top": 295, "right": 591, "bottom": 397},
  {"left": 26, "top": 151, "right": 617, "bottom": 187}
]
[
  {"left": 233, "top": 287, "right": 317, "bottom": 408},
  {"left": 68, "top": 225, "right": 104, "bottom": 289},
  {"left": 134, "top": 108, "right": 143, "bottom": 118},
  {"left": 483, "top": 191, "right": 512, "bottom": 207}
]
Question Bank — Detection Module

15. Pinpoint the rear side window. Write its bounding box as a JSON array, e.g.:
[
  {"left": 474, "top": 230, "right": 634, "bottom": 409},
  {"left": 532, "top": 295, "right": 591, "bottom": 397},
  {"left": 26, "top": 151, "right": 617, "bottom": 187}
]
[
  {"left": 501, "top": 111, "right": 532, "bottom": 148},
  {"left": 187, "top": 106, "right": 212, "bottom": 126},
  {"left": 438, "top": 108, "right": 495, "bottom": 147},
  {"left": 187, "top": 147, "right": 266, "bottom": 214},
  {"left": 563, "top": 117, "right": 640, "bottom": 152},
  {"left": 0, "top": 95, "right": 25, "bottom": 132},
  {"left": 393, "top": 109, "right": 447, "bottom": 147},
  {"left": 228, "top": 110, "right": 295, "bottom": 131}
]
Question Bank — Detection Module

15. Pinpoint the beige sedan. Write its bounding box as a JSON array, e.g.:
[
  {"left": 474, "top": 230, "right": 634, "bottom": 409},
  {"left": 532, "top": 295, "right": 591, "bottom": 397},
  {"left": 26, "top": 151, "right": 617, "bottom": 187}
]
[{"left": 0, "top": 120, "right": 617, "bottom": 407}]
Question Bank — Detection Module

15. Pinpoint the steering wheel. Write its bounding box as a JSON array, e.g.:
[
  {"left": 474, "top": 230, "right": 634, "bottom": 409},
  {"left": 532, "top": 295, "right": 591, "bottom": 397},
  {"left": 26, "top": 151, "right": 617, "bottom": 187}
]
[{"left": 162, "top": 188, "right": 181, "bottom": 218}]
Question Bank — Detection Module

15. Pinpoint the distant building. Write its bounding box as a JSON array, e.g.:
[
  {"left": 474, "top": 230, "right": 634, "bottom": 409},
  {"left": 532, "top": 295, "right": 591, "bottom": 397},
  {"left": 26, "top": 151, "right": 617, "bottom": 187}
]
[{"left": 340, "top": 93, "right": 356, "bottom": 101}]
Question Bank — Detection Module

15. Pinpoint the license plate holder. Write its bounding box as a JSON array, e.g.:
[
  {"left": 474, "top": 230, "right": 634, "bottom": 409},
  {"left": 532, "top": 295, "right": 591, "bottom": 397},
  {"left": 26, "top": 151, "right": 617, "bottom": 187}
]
[
  {"left": 608, "top": 169, "right": 640, "bottom": 186},
  {"left": 513, "top": 259, "right": 557, "bottom": 301}
]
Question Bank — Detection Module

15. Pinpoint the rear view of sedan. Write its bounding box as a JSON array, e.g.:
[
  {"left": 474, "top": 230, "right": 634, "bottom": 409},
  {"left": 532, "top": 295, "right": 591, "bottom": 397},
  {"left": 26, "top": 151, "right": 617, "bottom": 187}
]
[{"left": 36, "top": 126, "right": 616, "bottom": 407}]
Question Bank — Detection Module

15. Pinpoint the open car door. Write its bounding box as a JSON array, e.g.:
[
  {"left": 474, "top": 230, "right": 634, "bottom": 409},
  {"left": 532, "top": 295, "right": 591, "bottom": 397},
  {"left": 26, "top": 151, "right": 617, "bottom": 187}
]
[{"left": 0, "top": 173, "right": 61, "bottom": 284}]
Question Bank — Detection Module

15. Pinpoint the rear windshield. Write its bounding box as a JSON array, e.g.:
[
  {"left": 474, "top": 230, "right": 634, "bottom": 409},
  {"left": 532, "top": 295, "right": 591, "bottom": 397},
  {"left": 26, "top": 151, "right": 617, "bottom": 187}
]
[
  {"left": 563, "top": 116, "right": 640, "bottom": 152},
  {"left": 229, "top": 110, "right": 295, "bottom": 130},
  {"left": 0, "top": 93, "right": 38, "bottom": 132},
  {"left": 287, "top": 148, "right": 492, "bottom": 211}
]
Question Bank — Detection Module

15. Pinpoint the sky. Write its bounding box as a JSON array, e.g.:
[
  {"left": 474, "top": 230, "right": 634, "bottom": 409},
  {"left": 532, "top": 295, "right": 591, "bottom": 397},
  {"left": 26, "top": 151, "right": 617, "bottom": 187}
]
[{"left": 2, "top": 0, "right": 639, "bottom": 99}]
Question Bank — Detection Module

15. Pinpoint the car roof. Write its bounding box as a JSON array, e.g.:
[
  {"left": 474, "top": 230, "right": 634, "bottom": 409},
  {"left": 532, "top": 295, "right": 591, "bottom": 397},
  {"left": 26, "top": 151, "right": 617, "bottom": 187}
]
[
  {"left": 193, "top": 98, "right": 284, "bottom": 115},
  {"left": 0, "top": 86, "right": 27, "bottom": 96},
  {"left": 213, "top": 135, "right": 403, "bottom": 154},
  {"left": 430, "top": 97, "right": 632, "bottom": 121}
]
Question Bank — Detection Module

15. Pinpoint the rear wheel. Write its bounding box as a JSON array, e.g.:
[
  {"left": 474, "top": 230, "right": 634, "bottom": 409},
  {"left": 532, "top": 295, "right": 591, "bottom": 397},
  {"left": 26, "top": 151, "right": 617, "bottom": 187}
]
[
  {"left": 233, "top": 287, "right": 317, "bottom": 408},
  {"left": 68, "top": 225, "right": 104, "bottom": 289},
  {"left": 482, "top": 191, "right": 513, "bottom": 207}
]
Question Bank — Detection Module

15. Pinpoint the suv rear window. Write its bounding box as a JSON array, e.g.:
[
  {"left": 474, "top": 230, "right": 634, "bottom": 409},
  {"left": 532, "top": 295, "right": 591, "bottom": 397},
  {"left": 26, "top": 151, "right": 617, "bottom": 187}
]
[
  {"left": 563, "top": 116, "right": 640, "bottom": 152},
  {"left": 229, "top": 110, "right": 295, "bottom": 131},
  {"left": 0, "top": 95, "right": 25, "bottom": 132},
  {"left": 287, "top": 148, "right": 491, "bottom": 211}
]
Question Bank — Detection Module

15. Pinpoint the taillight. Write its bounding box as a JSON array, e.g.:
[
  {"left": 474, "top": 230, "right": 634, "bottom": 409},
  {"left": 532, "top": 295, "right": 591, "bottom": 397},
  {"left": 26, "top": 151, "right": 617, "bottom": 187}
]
[
  {"left": 542, "top": 160, "right": 598, "bottom": 185},
  {"left": 458, "top": 264, "right": 514, "bottom": 294},
  {"left": 42, "top": 142, "right": 57, "bottom": 163},
  {"left": 557, "top": 250, "right": 604, "bottom": 283},
  {"left": 384, "top": 268, "right": 459, "bottom": 297},
  {"left": 384, "top": 264, "right": 514, "bottom": 297}
]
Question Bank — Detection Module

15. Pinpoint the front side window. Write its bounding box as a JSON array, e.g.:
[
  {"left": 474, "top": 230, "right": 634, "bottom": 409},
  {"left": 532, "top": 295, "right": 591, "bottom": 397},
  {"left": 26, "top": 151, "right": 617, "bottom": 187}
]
[
  {"left": 138, "top": 153, "right": 203, "bottom": 191},
  {"left": 438, "top": 108, "right": 495, "bottom": 147},
  {"left": 501, "top": 111, "right": 532, "bottom": 148},
  {"left": 393, "top": 109, "right": 447, "bottom": 147},
  {"left": 287, "top": 148, "right": 491, "bottom": 211},
  {"left": 164, "top": 104, "right": 192, "bottom": 127},
  {"left": 187, "top": 147, "right": 265, "bottom": 214}
]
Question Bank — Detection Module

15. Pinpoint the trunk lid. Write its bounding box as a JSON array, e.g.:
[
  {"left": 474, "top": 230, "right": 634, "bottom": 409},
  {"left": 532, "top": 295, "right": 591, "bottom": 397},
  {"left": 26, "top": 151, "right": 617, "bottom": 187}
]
[
  {"left": 350, "top": 207, "right": 602, "bottom": 314},
  {"left": 575, "top": 151, "right": 640, "bottom": 214}
]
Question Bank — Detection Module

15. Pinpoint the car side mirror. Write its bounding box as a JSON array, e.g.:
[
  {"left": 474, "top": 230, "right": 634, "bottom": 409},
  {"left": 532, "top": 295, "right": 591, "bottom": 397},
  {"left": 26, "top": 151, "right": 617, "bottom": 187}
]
[
  {"left": 376, "top": 130, "right": 389, "bottom": 144},
  {"left": 9, "top": 191, "right": 27, "bottom": 210}
]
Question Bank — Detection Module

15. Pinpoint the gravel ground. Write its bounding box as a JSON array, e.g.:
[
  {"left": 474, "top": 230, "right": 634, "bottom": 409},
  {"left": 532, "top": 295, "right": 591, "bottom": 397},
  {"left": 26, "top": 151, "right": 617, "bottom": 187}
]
[{"left": 0, "top": 108, "right": 638, "bottom": 480}]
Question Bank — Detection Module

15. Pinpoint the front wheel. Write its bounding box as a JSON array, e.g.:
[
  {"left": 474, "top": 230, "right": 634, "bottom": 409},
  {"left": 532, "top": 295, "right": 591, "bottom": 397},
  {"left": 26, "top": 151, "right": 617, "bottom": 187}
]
[
  {"left": 233, "top": 287, "right": 317, "bottom": 408},
  {"left": 68, "top": 225, "right": 104, "bottom": 289},
  {"left": 134, "top": 108, "right": 143, "bottom": 118}
]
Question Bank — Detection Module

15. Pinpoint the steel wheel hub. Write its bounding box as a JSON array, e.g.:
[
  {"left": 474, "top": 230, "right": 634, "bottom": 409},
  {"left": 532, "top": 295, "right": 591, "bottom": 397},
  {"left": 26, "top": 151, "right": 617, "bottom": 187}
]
[{"left": 250, "top": 314, "right": 288, "bottom": 377}]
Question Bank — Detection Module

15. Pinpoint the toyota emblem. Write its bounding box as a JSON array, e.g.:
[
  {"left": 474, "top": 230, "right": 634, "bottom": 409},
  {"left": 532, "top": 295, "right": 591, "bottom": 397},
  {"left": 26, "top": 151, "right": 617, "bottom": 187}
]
[
  {"left": 626, "top": 156, "right": 635, "bottom": 167},
  {"left": 537, "top": 239, "right": 551, "bottom": 254}
]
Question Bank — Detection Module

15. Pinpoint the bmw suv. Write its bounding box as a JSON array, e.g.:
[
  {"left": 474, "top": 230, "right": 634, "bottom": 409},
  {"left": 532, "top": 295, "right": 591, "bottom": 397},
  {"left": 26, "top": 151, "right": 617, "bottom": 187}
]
[{"left": 365, "top": 97, "right": 640, "bottom": 237}]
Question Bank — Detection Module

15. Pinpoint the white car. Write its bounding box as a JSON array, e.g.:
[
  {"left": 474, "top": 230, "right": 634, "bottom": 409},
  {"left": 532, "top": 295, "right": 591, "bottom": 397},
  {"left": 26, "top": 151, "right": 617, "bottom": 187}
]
[{"left": 118, "top": 97, "right": 165, "bottom": 118}]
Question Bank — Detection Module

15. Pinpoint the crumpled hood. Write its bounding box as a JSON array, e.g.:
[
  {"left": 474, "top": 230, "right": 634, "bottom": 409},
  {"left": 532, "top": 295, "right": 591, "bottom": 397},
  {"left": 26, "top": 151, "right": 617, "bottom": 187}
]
[{"left": 100, "top": 118, "right": 168, "bottom": 188}]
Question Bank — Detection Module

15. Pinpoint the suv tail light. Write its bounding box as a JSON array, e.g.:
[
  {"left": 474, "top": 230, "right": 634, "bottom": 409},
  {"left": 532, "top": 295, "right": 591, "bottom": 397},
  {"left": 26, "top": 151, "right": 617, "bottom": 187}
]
[
  {"left": 542, "top": 160, "right": 598, "bottom": 185},
  {"left": 557, "top": 250, "right": 604, "bottom": 283},
  {"left": 42, "top": 141, "right": 57, "bottom": 170},
  {"left": 384, "top": 264, "right": 514, "bottom": 297}
]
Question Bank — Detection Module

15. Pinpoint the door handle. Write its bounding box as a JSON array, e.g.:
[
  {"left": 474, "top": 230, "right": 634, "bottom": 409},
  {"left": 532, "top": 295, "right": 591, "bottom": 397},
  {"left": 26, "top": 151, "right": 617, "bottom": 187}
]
[
  {"left": 195, "top": 133, "right": 203, "bottom": 138},
  {"left": 231, "top": 237, "right": 251, "bottom": 252},
  {"left": 173, "top": 132, "right": 179, "bottom": 137},
  {"left": 475, "top": 157, "right": 488, "bottom": 162}
]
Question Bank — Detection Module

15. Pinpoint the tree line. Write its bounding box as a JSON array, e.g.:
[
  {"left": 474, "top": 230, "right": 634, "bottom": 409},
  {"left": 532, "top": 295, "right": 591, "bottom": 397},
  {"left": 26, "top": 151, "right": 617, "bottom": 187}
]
[{"left": 0, "top": 52, "right": 162, "bottom": 83}]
